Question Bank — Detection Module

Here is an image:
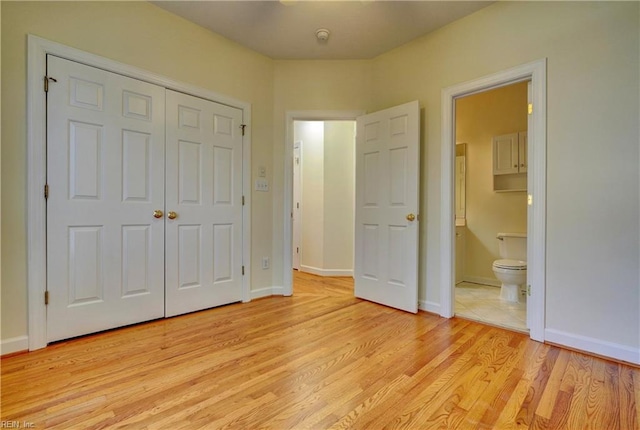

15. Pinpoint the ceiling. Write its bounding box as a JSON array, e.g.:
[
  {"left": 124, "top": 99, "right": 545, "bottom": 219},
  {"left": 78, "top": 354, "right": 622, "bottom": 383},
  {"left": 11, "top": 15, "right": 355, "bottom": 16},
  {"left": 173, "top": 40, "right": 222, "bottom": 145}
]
[{"left": 152, "top": 1, "right": 493, "bottom": 60}]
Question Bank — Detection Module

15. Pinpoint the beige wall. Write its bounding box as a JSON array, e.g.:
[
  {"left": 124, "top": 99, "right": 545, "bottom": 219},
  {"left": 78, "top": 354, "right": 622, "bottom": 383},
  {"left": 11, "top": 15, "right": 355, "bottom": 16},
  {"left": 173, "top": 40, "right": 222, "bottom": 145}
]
[
  {"left": 296, "top": 121, "right": 325, "bottom": 269},
  {"left": 456, "top": 82, "right": 528, "bottom": 283},
  {"left": 294, "top": 121, "right": 355, "bottom": 273},
  {"left": 323, "top": 121, "right": 355, "bottom": 271},
  {"left": 1, "top": 1, "right": 274, "bottom": 341},
  {"left": 2, "top": 1, "right": 639, "bottom": 360},
  {"left": 371, "top": 1, "right": 639, "bottom": 348}
]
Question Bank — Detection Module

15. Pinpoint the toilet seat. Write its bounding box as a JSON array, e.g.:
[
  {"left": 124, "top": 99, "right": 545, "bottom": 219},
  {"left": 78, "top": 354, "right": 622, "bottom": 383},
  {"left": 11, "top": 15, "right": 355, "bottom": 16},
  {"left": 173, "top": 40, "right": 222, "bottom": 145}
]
[{"left": 493, "top": 259, "right": 527, "bottom": 270}]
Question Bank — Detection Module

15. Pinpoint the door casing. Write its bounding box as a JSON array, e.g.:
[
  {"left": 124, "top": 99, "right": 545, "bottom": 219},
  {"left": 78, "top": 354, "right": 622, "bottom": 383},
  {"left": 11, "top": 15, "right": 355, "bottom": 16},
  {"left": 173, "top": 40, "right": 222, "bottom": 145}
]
[
  {"left": 292, "top": 141, "right": 302, "bottom": 271},
  {"left": 440, "top": 59, "right": 547, "bottom": 342},
  {"left": 27, "top": 35, "right": 252, "bottom": 350}
]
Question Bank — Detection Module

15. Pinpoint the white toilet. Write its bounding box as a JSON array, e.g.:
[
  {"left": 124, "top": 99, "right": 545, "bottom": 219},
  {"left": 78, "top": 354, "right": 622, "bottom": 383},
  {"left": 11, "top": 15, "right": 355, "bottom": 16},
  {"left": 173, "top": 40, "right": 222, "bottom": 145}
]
[{"left": 492, "top": 233, "right": 527, "bottom": 303}]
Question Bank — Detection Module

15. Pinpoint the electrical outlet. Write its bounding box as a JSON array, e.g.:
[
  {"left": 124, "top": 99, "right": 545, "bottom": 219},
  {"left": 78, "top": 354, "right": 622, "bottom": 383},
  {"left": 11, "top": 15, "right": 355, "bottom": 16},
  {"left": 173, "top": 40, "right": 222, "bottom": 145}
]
[
  {"left": 258, "top": 166, "right": 267, "bottom": 178},
  {"left": 255, "top": 179, "right": 269, "bottom": 192},
  {"left": 261, "top": 257, "right": 270, "bottom": 270}
]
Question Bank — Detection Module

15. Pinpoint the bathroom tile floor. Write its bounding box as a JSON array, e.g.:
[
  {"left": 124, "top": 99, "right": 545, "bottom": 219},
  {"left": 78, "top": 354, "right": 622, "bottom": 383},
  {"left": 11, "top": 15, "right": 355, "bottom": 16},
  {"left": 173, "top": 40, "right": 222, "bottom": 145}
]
[{"left": 455, "top": 282, "right": 528, "bottom": 333}]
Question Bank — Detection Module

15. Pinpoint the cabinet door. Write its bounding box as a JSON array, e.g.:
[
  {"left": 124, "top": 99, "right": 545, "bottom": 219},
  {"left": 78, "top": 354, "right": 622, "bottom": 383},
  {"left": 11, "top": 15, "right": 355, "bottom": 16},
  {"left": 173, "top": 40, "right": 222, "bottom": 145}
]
[
  {"left": 493, "top": 133, "right": 519, "bottom": 175},
  {"left": 518, "top": 131, "right": 528, "bottom": 173}
]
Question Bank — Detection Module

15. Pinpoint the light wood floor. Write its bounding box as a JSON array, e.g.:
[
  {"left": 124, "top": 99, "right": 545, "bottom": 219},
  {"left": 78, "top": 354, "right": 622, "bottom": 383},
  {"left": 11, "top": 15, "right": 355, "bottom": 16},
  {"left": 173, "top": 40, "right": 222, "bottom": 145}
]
[{"left": 2, "top": 271, "right": 639, "bottom": 429}]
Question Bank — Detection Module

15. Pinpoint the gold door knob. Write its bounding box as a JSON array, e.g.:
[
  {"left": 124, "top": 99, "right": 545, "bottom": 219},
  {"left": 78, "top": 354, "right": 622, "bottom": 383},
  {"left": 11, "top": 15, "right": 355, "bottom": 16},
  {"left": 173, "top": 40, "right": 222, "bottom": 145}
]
[
  {"left": 167, "top": 211, "right": 177, "bottom": 220},
  {"left": 153, "top": 210, "right": 163, "bottom": 219},
  {"left": 406, "top": 213, "right": 416, "bottom": 222}
]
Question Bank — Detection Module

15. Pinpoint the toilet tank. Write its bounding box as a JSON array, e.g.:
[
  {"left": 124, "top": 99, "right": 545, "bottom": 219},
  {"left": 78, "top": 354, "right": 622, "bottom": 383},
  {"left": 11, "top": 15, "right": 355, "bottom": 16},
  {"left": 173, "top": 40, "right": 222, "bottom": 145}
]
[{"left": 497, "top": 233, "right": 527, "bottom": 261}]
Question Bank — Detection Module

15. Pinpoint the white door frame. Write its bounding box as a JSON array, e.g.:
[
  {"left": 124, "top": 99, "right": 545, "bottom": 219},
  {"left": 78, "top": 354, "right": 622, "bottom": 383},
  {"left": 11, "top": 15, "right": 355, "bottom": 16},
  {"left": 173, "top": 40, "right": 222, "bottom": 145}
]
[
  {"left": 282, "top": 110, "right": 363, "bottom": 296},
  {"left": 440, "top": 59, "right": 547, "bottom": 342},
  {"left": 292, "top": 141, "right": 302, "bottom": 271},
  {"left": 26, "top": 35, "right": 252, "bottom": 350}
]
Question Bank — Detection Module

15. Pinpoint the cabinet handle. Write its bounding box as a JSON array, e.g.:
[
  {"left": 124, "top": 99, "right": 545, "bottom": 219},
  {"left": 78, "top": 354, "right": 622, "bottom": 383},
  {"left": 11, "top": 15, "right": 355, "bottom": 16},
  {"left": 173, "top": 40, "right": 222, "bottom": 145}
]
[
  {"left": 514, "top": 164, "right": 518, "bottom": 168},
  {"left": 521, "top": 164, "right": 525, "bottom": 167}
]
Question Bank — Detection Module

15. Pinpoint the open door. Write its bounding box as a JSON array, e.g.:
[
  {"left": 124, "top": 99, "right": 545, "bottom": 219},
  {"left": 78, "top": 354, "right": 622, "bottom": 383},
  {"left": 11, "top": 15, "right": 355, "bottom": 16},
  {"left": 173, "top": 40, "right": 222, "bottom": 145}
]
[{"left": 354, "top": 101, "right": 420, "bottom": 313}]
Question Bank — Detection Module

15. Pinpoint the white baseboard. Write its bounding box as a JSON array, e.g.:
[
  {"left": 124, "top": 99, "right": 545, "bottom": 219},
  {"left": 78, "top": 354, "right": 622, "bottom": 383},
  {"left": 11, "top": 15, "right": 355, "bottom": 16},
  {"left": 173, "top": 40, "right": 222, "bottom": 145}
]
[
  {"left": 462, "top": 275, "right": 500, "bottom": 287},
  {"left": 545, "top": 328, "right": 640, "bottom": 365},
  {"left": 251, "top": 287, "right": 275, "bottom": 300},
  {"left": 419, "top": 300, "right": 440, "bottom": 315},
  {"left": 250, "top": 286, "right": 287, "bottom": 300},
  {"left": 272, "top": 286, "right": 286, "bottom": 296},
  {"left": 300, "top": 265, "right": 353, "bottom": 277},
  {"left": 1, "top": 336, "right": 29, "bottom": 356}
]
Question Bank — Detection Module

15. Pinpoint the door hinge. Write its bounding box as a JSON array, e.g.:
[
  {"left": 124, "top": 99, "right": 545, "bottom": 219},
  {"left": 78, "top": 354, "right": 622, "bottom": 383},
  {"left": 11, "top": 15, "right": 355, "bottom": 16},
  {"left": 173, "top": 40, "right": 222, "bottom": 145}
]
[
  {"left": 240, "top": 124, "right": 247, "bottom": 136},
  {"left": 44, "top": 184, "right": 49, "bottom": 200},
  {"left": 296, "top": 247, "right": 299, "bottom": 254},
  {"left": 527, "top": 103, "right": 533, "bottom": 115},
  {"left": 44, "top": 76, "right": 57, "bottom": 93},
  {"left": 242, "top": 195, "right": 245, "bottom": 206},
  {"left": 527, "top": 285, "right": 531, "bottom": 296},
  {"left": 242, "top": 266, "right": 245, "bottom": 276},
  {"left": 44, "top": 291, "right": 49, "bottom": 305}
]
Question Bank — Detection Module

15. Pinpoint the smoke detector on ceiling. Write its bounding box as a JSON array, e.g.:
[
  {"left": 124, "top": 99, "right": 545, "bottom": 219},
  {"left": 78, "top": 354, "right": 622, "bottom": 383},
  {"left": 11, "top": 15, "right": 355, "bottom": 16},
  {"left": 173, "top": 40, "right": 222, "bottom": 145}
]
[{"left": 315, "top": 28, "right": 330, "bottom": 42}]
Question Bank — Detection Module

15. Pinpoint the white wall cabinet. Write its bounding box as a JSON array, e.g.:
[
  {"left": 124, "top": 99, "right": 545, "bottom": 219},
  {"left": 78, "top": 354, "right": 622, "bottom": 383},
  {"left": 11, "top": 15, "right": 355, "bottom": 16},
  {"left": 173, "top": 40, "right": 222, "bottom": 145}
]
[
  {"left": 493, "top": 131, "right": 527, "bottom": 192},
  {"left": 493, "top": 132, "right": 527, "bottom": 174}
]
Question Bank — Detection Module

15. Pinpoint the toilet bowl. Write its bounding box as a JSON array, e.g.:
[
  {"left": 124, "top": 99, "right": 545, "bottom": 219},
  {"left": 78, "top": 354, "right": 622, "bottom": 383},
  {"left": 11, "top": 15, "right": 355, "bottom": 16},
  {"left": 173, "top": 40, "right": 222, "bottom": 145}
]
[
  {"left": 492, "top": 259, "right": 527, "bottom": 302},
  {"left": 492, "top": 233, "right": 527, "bottom": 303}
]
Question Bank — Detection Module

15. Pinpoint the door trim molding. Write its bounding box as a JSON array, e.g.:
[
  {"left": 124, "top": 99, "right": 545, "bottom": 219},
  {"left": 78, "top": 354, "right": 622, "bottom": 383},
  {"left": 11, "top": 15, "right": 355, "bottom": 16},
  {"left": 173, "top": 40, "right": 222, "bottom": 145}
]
[
  {"left": 440, "top": 59, "right": 547, "bottom": 342},
  {"left": 292, "top": 140, "right": 302, "bottom": 271},
  {"left": 27, "top": 35, "right": 252, "bottom": 350},
  {"left": 282, "top": 110, "right": 364, "bottom": 296}
]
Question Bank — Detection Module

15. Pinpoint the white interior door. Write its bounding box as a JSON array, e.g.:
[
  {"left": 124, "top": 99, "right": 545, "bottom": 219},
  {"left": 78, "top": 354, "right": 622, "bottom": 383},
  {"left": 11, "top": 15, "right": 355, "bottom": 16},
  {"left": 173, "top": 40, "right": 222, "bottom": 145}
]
[
  {"left": 354, "top": 101, "right": 420, "bottom": 313},
  {"left": 46, "top": 56, "right": 166, "bottom": 342},
  {"left": 164, "top": 90, "right": 244, "bottom": 317}
]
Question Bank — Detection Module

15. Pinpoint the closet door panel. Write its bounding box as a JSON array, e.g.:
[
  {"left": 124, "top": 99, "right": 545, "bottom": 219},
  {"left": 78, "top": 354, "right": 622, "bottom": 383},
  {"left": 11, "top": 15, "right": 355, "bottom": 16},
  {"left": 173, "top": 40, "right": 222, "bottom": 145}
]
[
  {"left": 165, "top": 90, "right": 243, "bottom": 317},
  {"left": 47, "top": 56, "right": 166, "bottom": 342}
]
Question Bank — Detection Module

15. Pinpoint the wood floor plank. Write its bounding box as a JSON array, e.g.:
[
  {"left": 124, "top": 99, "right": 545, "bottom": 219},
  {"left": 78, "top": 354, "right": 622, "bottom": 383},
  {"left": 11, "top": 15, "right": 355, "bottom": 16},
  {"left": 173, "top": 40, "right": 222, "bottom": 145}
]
[
  {"left": 620, "top": 365, "right": 639, "bottom": 430},
  {"left": 2, "top": 271, "right": 639, "bottom": 429},
  {"left": 535, "top": 348, "right": 571, "bottom": 419},
  {"left": 514, "top": 346, "right": 560, "bottom": 427},
  {"left": 457, "top": 334, "right": 529, "bottom": 428}
]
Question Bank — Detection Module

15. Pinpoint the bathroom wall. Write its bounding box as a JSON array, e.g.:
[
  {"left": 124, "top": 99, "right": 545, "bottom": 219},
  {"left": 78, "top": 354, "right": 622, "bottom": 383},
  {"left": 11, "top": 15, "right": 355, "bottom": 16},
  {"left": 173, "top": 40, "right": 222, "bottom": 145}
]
[
  {"left": 294, "top": 121, "right": 355, "bottom": 275},
  {"left": 455, "top": 82, "right": 528, "bottom": 285}
]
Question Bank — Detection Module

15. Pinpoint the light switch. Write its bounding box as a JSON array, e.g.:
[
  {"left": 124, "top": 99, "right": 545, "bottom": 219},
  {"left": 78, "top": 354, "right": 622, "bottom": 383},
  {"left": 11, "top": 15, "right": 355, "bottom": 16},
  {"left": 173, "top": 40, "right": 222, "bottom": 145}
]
[{"left": 255, "top": 179, "right": 269, "bottom": 192}]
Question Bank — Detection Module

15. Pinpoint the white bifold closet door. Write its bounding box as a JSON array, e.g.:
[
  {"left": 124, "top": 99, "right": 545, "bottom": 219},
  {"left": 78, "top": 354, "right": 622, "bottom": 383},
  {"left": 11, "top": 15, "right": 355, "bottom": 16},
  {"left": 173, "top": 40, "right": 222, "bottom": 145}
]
[
  {"left": 46, "top": 56, "right": 166, "bottom": 342},
  {"left": 164, "top": 90, "right": 243, "bottom": 317},
  {"left": 46, "top": 57, "right": 244, "bottom": 342}
]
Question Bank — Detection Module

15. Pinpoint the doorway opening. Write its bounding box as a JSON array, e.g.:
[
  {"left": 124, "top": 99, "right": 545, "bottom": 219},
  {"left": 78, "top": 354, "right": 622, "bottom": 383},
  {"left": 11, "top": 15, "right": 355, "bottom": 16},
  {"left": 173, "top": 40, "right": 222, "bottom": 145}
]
[
  {"left": 291, "top": 120, "right": 356, "bottom": 281},
  {"left": 441, "top": 59, "right": 547, "bottom": 342},
  {"left": 282, "top": 111, "right": 363, "bottom": 296},
  {"left": 453, "top": 81, "right": 529, "bottom": 333}
]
